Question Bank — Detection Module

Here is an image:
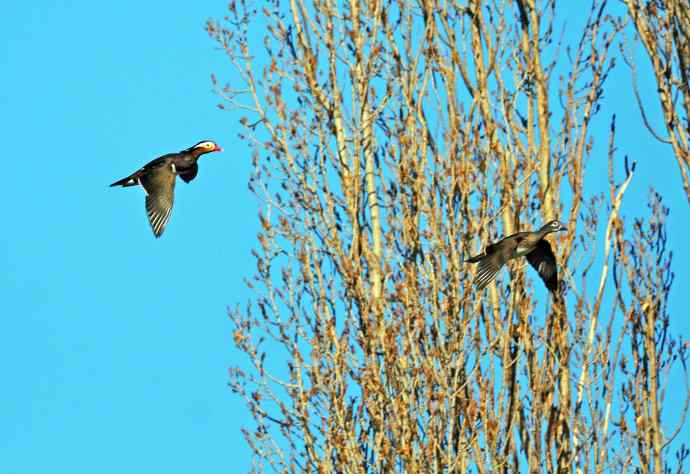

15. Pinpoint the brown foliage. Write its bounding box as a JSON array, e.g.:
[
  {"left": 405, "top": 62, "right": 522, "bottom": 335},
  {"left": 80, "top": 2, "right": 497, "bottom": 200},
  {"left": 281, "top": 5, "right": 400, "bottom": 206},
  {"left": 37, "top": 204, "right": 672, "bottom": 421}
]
[{"left": 208, "top": 0, "right": 688, "bottom": 471}]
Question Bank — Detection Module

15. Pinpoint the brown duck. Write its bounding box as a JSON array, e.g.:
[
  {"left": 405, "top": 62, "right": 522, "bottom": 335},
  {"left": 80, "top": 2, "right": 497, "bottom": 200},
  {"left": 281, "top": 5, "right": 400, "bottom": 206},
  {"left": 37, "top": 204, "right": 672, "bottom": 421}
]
[
  {"left": 110, "top": 140, "right": 222, "bottom": 237},
  {"left": 465, "top": 220, "right": 567, "bottom": 293}
]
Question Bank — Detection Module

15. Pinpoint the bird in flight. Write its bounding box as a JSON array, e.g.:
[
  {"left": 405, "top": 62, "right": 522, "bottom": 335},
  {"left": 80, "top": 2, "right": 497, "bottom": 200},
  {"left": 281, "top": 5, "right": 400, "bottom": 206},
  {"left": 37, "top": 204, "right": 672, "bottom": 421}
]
[
  {"left": 465, "top": 220, "right": 567, "bottom": 293},
  {"left": 110, "top": 140, "right": 222, "bottom": 237}
]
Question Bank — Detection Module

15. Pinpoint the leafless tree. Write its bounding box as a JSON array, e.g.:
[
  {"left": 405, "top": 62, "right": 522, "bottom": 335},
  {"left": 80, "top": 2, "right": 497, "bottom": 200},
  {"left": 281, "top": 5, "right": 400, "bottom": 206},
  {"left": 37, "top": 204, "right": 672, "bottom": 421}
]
[
  {"left": 622, "top": 0, "right": 690, "bottom": 205},
  {"left": 208, "top": 0, "right": 688, "bottom": 471}
]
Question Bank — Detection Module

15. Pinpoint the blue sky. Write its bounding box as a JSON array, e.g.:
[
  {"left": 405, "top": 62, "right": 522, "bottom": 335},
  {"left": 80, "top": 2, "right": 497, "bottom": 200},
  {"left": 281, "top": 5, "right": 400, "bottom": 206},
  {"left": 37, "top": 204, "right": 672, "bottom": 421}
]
[
  {"left": 1, "top": 1, "right": 688, "bottom": 472},
  {"left": 1, "top": 1, "right": 256, "bottom": 472}
]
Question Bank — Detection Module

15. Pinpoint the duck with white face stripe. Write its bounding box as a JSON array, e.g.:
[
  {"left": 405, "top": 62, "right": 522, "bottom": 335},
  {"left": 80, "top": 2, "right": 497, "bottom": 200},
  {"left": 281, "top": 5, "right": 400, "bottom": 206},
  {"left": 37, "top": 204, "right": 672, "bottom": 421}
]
[
  {"left": 465, "top": 220, "right": 567, "bottom": 293},
  {"left": 110, "top": 140, "right": 223, "bottom": 237}
]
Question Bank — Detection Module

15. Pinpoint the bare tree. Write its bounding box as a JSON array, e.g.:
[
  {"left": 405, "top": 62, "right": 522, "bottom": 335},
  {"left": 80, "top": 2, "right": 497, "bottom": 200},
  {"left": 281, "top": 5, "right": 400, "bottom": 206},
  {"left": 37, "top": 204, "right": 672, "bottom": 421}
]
[
  {"left": 622, "top": 0, "right": 690, "bottom": 205},
  {"left": 208, "top": 0, "right": 688, "bottom": 471}
]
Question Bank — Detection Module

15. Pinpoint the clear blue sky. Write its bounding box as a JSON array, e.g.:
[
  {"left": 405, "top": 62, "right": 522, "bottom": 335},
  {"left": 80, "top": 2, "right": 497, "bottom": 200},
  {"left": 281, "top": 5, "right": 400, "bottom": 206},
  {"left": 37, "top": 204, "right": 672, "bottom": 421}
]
[
  {"left": 1, "top": 1, "right": 256, "bottom": 472},
  {"left": 1, "top": 1, "right": 688, "bottom": 473}
]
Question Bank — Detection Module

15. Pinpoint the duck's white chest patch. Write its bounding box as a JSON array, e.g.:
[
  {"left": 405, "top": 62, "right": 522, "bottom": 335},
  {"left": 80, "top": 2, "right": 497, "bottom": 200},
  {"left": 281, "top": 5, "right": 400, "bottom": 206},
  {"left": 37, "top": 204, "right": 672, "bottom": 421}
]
[
  {"left": 171, "top": 163, "right": 177, "bottom": 173},
  {"left": 515, "top": 244, "right": 532, "bottom": 257}
]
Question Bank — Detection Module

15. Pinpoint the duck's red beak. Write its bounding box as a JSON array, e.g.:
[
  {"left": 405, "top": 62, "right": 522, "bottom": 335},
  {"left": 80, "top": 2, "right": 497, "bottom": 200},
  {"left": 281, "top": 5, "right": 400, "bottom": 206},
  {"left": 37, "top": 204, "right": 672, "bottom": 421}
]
[{"left": 214, "top": 144, "right": 223, "bottom": 152}]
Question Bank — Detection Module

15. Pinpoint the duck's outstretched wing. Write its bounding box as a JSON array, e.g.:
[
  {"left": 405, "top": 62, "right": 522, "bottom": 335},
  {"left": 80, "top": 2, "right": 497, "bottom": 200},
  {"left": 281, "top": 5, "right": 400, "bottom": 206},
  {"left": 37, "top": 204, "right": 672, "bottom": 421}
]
[
  {"left": 472, "top": 256, "right": 504, "bottom": 290},
  {"left": 526, "top": 239, "right": 559, "bottom": 292},
  {"left": 466, "top": 241, "right": 510, "bottom": 291},
  {"left": 178, "top": 162, "right": 198, "bottom": 183},
  {"left": 140, "top": 162, "right": 176, "bottom": 238}
]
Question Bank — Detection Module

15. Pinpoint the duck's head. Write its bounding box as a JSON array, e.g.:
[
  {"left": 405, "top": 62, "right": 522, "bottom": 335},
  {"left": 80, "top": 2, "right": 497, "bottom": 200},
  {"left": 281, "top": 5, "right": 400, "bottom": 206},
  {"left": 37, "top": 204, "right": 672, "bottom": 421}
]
[
  {"left": 189, "top": 140, "right": 223, "bottom": 155},
  {"left": 542, "top": 220, "right": 567, "bottom": 233}
]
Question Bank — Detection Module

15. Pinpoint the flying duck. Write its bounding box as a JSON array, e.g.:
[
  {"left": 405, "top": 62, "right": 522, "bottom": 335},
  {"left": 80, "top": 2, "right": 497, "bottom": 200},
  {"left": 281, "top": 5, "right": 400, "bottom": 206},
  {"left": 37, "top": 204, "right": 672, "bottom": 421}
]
[
  {"left": 465, "top": 220, "right": 567, "bottom": 293},
  {"left": 110, "top": 140, "right": 222, "bottom": 237}
]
